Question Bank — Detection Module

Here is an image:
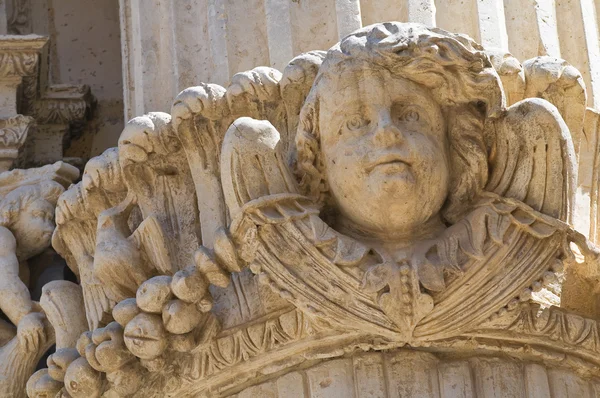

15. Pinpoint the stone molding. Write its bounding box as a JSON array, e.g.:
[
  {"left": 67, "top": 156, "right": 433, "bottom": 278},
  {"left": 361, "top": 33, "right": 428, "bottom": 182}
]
[{"left": 33, "top": 84, "right": 94, "bottom": 126}]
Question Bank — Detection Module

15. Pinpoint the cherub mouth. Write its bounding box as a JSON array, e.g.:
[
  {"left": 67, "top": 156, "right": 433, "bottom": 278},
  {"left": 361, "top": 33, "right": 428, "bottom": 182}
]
[{"left": 366, "top": 154, "right": 411, "bottom": 172}]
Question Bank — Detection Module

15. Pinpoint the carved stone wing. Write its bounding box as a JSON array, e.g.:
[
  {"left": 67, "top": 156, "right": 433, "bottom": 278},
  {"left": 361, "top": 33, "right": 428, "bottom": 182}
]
[
  {"left": 221, "top": 117, "right": 300, "bottom": 218},
  {"left": 77, "top": 256, "right": 114, "bottom": 331},
  {"left": 53, "top": 183, "right": 114, "bottom": 331},
  {"left": 522, "top": 57, "right": 587, "bottom": 155},
  {"left": 415, "top": 194, "right": 571, "bottom": 340},
  {"left": 486, "top": 98, "right": 576, "bottom": 223},
  {"left": 171, "top": 53, "right": 324, "bottom": 248},
  {"left": 129, "top": 216, "right": 173, "bottom": 275}
]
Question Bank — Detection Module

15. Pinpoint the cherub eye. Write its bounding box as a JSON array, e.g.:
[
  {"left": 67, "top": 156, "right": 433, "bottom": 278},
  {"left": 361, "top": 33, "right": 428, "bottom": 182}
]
[
  {"left": 400, "top": 109, "right": 420, "bottom": 122},
  {"left": 345, "top": 115, "right": 368, "bottom": 131}
]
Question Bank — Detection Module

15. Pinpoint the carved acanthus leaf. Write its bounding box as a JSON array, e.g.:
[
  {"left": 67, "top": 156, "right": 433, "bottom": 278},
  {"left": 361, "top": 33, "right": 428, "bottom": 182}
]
[{"left": 33, "top": 84, "right": 95, "bottom": 125}]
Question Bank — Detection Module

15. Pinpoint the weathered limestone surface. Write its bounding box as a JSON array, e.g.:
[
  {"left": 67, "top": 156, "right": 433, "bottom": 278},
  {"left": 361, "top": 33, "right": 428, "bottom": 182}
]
[
  {"left": 11, "top": 22, "right": 600, "bottom": 398},
  {"left": 119, "top": 0, "right": 600, "bottom": 121},
  {"left": 0, "top": 161, "right": 79, "bottom": 398}
]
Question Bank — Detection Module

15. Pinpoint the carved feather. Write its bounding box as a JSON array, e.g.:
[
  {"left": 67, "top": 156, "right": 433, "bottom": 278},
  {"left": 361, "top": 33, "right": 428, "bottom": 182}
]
[
  {"left": 77, "top": 254, "right": 114, "bottom": 331},
  {"left": 171, "top": 54, "right": 323, "bottom": 248},
  {"left": 53, "top": 184, "right": 115, "bottom": 331},
  {"left": 130, "top": 216, "right": 174, "bottom": 275},
  {"left": 486, "top": 98, "right": 576, "bottom": 223}
]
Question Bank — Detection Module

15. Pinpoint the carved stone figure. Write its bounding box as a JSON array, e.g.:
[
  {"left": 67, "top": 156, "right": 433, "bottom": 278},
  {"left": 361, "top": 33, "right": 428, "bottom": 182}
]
[
  {"left": 0, "top": 161, "right": 79, "bottom": 398},
  {"left": 25, "top": 23, "right": 600, "bottom": 397}
]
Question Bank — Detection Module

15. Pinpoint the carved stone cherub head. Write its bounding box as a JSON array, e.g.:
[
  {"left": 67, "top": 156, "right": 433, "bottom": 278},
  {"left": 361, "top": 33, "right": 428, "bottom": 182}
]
[
  {"left": 296, "top": 23, "right": 504, "bottom": 243},
  {"left": 0, "top": 181, "right": 64, "bottom": 259}
]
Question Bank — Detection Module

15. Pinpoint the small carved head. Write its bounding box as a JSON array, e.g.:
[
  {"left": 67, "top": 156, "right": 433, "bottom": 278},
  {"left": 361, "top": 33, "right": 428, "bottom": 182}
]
[
  {"left": 0, "top": 180, "right": 64, "bottom": 259},
  {"left": 296, "top": 22, "right": 504, "bottom": 239}
]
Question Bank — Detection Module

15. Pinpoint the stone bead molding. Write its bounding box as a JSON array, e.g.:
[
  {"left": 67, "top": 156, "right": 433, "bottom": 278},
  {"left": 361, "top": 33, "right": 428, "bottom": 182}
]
[{"left": 22, "top": 22, "right": 600, "bottom": 397}]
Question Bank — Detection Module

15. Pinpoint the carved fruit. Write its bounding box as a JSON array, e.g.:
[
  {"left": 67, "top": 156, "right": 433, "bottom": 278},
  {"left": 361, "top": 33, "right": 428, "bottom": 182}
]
[
  {"left": 106, "top": 361, "right": 145, "bottom": 396},
  {"left": 170, "top": 332, "right": 197, "bottom": 352},
  {"left": 214, "top": 227, "right": 243, "bottom": 272},
  {"left": 64, "top": 357, "right": 103, "bottom": 398},
  {"left": 113, "top": 298, "right": 141, "bottom": 326},
  {"left": 27, "top": 369, "right": 63, "bottom": 398},
  {"left": 124, "top": 313, "right": 168, "bottom": 359},
  {"left": 136, "top": 276, "right": 173, "bottom": 313},
  {"left": 171, "top": 267, "right": 208, "bottom": 303},
  {"left": 76, "top": 331, "right": 93, "bottom": 357},
  {"left": 195, "top": 246, "right": 230, "bottom": 287},
  {"left": 93, "top": 322, "right": 133, "bottom": 372},
  {"left": 162, "top": 299, "right": 203, "bottom": 334},
  {"left": 47, "top": 348, "right": 80, "bottom": 382}
]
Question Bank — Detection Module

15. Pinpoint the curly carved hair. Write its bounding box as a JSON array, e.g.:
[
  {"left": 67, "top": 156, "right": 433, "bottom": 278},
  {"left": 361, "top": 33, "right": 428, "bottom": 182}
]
[
  {"left": 295, "top": 22, "right": 505, "bottom": 223},
  {"left": 0, "top": 181, "right": 64, "bottom": 227}
]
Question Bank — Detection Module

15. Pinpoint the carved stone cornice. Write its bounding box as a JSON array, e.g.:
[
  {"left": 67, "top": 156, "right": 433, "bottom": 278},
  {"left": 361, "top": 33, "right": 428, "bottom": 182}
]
[
  {"left": 0, "top": 35, "right": 47, "bottom": 78},
  {"left": 33, "top": 84, "right": 95, "bottom": 126},
  {"left": 127, "top": 305, "right": 600, "bottom": 396},
  {"left": 0, "top": 114, "right": 33, "bottom": 172}
]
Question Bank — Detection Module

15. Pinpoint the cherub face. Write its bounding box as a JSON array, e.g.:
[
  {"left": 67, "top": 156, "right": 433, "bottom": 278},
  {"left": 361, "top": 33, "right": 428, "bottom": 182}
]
[
  {"left": 319, "top": 68, "right": 450, "bottom": 239},
  {"left": 12, "top": 198, "right": 55, "bottom": 259}
]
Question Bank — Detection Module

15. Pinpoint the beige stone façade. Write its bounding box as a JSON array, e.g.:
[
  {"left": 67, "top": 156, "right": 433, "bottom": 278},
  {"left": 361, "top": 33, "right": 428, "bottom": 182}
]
[{"left": 11, "top": 22, "right": 600, "bottom": 397}]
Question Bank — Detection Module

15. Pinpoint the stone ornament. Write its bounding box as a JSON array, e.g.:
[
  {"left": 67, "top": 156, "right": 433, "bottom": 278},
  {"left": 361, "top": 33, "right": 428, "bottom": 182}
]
[
  {"left": 21, "top": 23, "right": 600, "bottom": 397},
  {"left": 0, "top": 115, "right": 33, "bottom": 172},
  {"left": 0, "top": 161, "right": 79, "bottom": 398}
]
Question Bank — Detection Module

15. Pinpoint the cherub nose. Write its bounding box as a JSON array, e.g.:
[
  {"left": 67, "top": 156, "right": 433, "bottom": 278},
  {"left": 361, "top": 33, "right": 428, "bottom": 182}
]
[{"left": 373, "top": 111, "right": 404, "bottom": 146}]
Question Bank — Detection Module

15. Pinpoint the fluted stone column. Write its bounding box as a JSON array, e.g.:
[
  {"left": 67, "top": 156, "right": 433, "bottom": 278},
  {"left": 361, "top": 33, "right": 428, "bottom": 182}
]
[{"left": 119, "top": 0, "right": 600, "bottom": 119}]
